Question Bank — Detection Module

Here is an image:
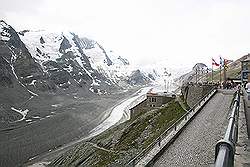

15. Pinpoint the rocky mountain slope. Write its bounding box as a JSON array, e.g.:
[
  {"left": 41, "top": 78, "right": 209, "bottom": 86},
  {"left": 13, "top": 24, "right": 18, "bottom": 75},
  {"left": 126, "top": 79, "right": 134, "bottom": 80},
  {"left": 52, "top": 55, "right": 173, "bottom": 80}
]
[
  {"left": 175, "top": 63, "right": 208, "bottom": 85},
  {"left": 209, "top": 54, "right": 250, "bottom": 82},
  {"left": 0, "top": 20, "right": 155, "bottom": 123}
]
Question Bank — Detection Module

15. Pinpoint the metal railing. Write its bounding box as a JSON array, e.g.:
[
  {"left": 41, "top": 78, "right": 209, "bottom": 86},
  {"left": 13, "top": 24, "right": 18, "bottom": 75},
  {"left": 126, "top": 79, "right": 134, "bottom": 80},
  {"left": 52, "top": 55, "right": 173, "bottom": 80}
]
[
  {"left": 214, "top": 89, "right": 240, "bottom": 167},
  {"left": 126, "top": 87, "right": 217, "bottom": 166}
]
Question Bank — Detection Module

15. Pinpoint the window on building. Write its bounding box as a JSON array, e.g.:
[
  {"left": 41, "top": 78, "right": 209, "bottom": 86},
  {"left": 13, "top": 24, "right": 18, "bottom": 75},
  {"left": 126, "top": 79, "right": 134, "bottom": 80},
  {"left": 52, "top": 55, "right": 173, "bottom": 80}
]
[
  {"left": 243, "top": 62, "right": 248, "bottom": 70},
  {"left": 151, "top": 97, "right": 156, "bottom": 102}
]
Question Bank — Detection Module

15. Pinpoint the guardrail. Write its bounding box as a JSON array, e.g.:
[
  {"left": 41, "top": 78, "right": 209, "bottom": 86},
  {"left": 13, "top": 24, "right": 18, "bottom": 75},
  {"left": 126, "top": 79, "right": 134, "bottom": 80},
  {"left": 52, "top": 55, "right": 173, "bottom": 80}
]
[
  {"left": 126, "top": 87, "right": 217, "bottom": 166},
  {"left": 214, "top": 89, "right": 240, "bottom": 167}
]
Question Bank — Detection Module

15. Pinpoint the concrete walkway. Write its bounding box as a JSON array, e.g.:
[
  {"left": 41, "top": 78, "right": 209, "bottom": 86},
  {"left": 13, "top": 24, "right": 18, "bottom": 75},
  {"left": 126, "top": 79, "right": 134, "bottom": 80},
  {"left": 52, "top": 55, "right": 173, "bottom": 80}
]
[
  {"left": 133, "top": 89, "right": 217, "bottom": 167},
  {"left": 152, "top": 89, "right": 234, "bottom": 167}
]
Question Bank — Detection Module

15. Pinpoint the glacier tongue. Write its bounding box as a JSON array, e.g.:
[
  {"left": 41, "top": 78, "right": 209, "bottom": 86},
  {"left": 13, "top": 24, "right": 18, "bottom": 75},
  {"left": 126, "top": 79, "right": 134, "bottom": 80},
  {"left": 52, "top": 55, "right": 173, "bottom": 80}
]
[{"left": 89, "top": 86, "right": 153, "bottom": 138}]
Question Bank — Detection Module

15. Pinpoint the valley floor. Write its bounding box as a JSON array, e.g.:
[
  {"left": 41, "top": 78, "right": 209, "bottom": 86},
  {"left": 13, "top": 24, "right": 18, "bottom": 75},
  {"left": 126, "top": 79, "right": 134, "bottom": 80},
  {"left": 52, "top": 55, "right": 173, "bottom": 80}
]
[{"left": 0, "top": 88, "right": 139, "bottom": 167}]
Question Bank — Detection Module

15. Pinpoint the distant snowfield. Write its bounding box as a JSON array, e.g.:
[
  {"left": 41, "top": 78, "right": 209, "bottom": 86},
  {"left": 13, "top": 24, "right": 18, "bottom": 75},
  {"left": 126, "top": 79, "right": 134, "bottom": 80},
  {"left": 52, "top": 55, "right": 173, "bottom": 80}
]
[{"left": 89, "top": 87, "right": 153, "bottom": 137}]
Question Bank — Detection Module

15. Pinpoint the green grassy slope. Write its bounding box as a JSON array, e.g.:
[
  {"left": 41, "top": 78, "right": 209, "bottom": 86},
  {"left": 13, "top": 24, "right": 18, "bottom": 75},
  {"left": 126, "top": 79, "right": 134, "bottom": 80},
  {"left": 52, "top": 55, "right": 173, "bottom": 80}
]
[{"left": 50, "top": 100, "right": 186, "bottom": 167}]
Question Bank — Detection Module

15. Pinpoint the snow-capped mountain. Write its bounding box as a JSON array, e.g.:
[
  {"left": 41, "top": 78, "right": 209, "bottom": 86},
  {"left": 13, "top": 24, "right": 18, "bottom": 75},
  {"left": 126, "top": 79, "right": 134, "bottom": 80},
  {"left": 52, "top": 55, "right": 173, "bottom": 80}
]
[
  {"left": 0, "top": 20, "right": 159, "bottom": 123},
  {"left": 0, "top": 20, "right": 156, "bottom": 96}
]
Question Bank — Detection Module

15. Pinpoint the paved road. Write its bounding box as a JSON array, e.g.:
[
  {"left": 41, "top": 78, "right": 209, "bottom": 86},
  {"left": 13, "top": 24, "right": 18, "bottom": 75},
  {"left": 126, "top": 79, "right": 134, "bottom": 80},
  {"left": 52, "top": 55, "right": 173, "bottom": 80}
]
[{"left": 153, "top": 90, "right": 235, "bottom": 167}]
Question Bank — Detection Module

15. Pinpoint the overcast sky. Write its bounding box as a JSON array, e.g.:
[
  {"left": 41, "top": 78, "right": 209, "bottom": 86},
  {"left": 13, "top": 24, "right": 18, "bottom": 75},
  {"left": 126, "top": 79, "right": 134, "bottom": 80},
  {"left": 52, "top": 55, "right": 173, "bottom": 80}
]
[{"left": 1, "top": 0, "right": 250, "bottom": 70}]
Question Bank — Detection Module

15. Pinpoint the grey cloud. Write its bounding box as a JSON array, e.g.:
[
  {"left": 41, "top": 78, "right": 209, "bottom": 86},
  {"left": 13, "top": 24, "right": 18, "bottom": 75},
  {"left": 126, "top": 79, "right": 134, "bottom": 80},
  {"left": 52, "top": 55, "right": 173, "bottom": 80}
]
[{"left": 0, "top": 0, "right": 45, "bottom": 14}]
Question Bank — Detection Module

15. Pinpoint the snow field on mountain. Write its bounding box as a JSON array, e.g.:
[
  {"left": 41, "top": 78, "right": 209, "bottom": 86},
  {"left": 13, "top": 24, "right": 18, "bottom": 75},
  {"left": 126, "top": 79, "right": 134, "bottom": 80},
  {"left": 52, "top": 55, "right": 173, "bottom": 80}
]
[
  {"left": 17, "top": 27, "right": 166, "bottom": 93},
  {"left": 20, "top": 30, "right": 63, "bottom": 62}
]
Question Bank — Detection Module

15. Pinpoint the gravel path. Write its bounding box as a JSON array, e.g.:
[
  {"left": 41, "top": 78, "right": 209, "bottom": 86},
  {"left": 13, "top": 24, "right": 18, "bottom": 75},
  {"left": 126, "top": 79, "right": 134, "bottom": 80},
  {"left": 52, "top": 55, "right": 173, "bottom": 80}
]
[{"left": 153, "top": 90, "right": 234, "bottom": 167}]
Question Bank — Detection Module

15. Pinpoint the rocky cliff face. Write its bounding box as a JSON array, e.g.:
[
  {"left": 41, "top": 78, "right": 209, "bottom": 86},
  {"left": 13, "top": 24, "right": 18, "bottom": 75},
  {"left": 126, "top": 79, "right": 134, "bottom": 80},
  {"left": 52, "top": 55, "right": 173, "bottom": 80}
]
[
  {"left": 0, "top": 20, "right": 44, "bottom": 122},
  {"left": 127, "top": 69, "right": 150, "bottom": 85}
]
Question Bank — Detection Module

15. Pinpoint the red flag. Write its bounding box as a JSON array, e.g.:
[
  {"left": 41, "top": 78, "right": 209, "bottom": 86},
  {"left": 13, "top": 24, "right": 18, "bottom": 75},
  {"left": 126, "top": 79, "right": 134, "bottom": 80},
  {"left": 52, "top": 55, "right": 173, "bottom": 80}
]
[
  {"left": 223, "top": 58, "right": 233, "bottom": 71},
  {"left": 224, "top": 58, "right": 233, "bottom": 65},
  {"left": 212, "top": 58, "right": 219, "bottom": 66}
]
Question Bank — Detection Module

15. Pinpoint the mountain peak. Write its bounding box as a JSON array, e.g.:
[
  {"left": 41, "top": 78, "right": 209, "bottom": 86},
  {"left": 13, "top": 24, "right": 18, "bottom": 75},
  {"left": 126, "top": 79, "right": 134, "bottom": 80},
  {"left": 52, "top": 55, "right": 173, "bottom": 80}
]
[
  {"left": 0, "top": 20, "right": 11, "bottom": 41},
  {"left": 192, "top": 63, "right": 207, "bottom": 71},
  {"left": 0, "top": 20, "right": 8, "bottom": 25}
]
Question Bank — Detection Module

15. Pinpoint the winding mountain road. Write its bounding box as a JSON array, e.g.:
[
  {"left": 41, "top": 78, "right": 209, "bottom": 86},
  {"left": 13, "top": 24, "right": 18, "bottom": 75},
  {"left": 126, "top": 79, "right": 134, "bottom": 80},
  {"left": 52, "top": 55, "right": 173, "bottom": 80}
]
[{"left": 153, "top": 89, "right": 235, "bottom": 167}]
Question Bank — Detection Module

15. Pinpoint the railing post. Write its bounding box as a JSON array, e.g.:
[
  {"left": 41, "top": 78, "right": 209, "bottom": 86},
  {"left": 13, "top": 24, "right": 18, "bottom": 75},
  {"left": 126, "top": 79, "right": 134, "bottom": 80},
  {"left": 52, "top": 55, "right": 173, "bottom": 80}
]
[
  {"left": 214, "top": 89, "right": 240, "bottom": 167},
  {"left": 158, "top": 136, "right": 161, "bottom": 147},
  {"left": 215, "top": 140, "right": 235, "bottom": 167},
  {"left": 133, "top": 159, "right": 136, "bottom": 167}
]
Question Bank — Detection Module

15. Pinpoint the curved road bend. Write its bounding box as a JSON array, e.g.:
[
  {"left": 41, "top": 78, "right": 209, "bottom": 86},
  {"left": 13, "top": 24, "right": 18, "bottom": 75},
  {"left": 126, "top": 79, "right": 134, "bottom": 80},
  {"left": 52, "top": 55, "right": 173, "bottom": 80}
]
[{"left": 153, "top": 89, "right": 235, "bottom": 167}]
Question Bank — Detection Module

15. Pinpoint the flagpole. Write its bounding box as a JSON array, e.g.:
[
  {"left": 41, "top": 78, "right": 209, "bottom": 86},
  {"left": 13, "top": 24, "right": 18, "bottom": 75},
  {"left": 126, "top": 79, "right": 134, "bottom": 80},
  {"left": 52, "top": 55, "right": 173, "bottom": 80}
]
[
  {"left": 223, "top": 59, "right": 227, "bottom": 84},
  {"left": 219, "top": 65, "right": 222, "bottom": 88},
  {"left": 212, "top": 64, "right": 213, "bottom": 83},
  {"left": 212, "top": 58, "right": 219, "bottom": 84},
  {"left": 223, "top": 66, "right": 226, "bottom": 84},
  {"left": 207, "top": 68, "right": 209, "bottom": 82}
]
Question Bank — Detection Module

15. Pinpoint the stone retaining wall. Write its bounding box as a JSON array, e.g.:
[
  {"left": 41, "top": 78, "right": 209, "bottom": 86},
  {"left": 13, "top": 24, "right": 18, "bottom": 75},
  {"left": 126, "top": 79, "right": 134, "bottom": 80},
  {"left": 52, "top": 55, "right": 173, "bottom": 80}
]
[{"left": 182, "top": 84, "right": 215, "bottom": 107}]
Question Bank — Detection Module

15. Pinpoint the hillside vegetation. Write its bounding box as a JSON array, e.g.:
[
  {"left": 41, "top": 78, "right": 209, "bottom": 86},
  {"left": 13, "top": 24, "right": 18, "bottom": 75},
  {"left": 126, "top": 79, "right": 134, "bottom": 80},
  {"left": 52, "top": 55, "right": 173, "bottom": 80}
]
[{"left": 50, "top": 100, "right": 186, "bottom": 167}]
